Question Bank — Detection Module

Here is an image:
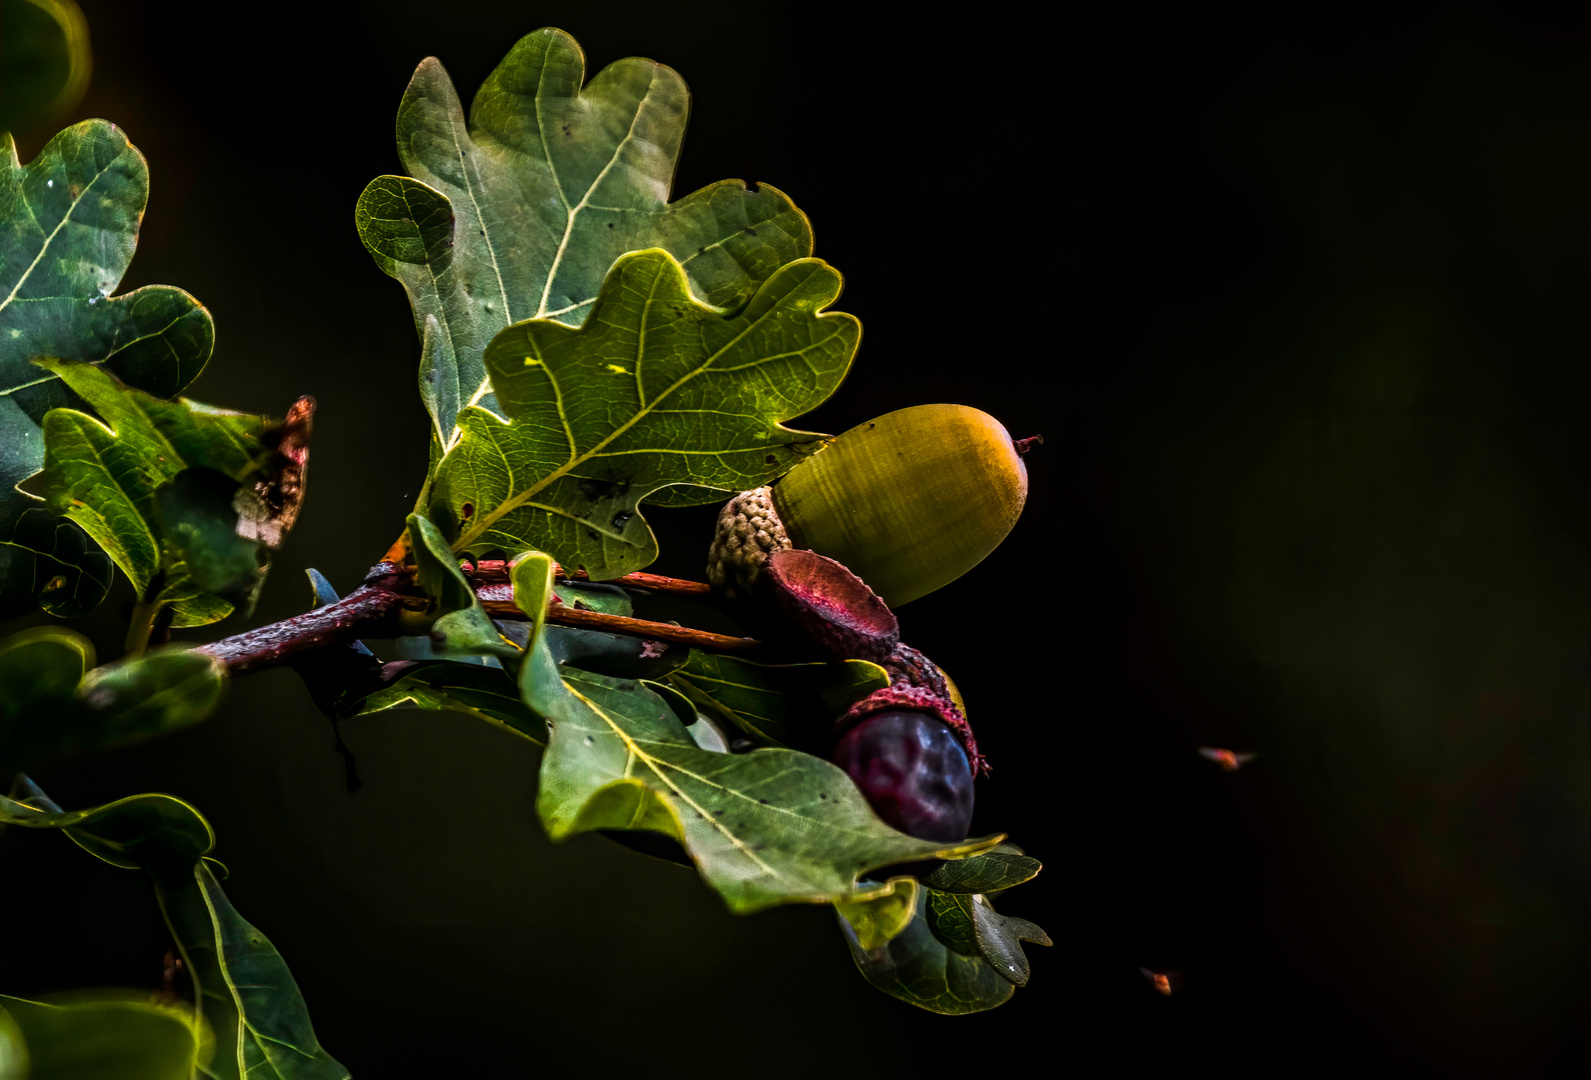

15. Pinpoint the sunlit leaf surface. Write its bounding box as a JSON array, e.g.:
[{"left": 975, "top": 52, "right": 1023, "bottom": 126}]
[
  {"left": 432, "top": 249, "right": 856, "bottom": 578},
  {"left": 356, "top": 26, "right": 813, "bottom": 446}
]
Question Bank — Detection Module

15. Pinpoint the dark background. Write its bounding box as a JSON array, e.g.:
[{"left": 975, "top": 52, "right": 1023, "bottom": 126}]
[{"left": 8, "top": 2, "right": 1591, "bottom": 1075}]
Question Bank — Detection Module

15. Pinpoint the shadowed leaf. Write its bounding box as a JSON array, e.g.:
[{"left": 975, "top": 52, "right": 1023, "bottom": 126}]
[
  {"left": 25, "top": 360, "right": 306, "bottom": 624},
  {"left": 927, "top": 888, "right": 1051, "bottom": 987},
  {"left": 0, "top": 625, "right": 91, "bottom": 770},
  {"left": 356, "top": 26, "right": 813, "bottom": 446},
  {"left": 354, "top": 659, "right": 540, "bottom": 740},
  {"left": 839, "top": 887, "right": 1016, "bottom": 1014},
  {"left": 0, "top": 632, "right": 222, "bottom": 772},
  {"left": 151, "top": 862, "right": 349, "bottom": 1080},
  {"left": 0, "top": 505, "right": 111, "bottom": 616},
  {"left": 433, "top": 249, "right": 857, "bottom": 578},
  {"left": 0, "top": 781, "right": 348, "bottom": 1078},
  {"left": 668, "top": 650, "right": 889, "bottom": 750}
]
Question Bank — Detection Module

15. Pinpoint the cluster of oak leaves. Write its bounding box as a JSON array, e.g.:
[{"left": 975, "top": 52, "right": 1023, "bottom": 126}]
[{"left": 0, "top": 26, "right": 1050, "bottom": 1076}]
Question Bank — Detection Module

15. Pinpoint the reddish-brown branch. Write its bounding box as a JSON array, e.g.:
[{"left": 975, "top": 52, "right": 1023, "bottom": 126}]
[
  {"left": 451, "top": 559, "right": 712, "bottom": 598},
  {"left": 479, "top": 598, "right": 758, "bottom": 652},
  {"left": 195, "top": 561, "right": 750, "bottom": 677},
  {"left": 194, "top": 564, "right": 425, "bottom": 676}
]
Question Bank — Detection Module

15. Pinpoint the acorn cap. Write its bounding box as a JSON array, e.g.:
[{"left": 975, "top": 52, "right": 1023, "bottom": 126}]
[
  {"left": 835, "top": 683, "right": 987, "bottom": 778},
  {"left": 756, "top": 547, "right": 899, "bottom": 663},
  {"left": 770, "top": 404, "right": 1030, "bottom": 608},
  {"left": 706, "top": 486, "right": 791, "bottom": 603}
]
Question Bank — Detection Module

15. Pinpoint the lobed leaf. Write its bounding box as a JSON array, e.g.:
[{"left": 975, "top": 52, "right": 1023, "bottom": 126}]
[
  {"left": 926, "top": 888, "right": 1051, "bottom": 987},
  {"left": 356, "top": 26, "right": 813, "bottom": 446},
  {"left": 0, "top": 120, "right": 213, "bottom": 614},
  {"left": 839, "top": 888, "right": 1016, "bottom": 1015},
  {"left": 432, "top": 249, "right": 857, "bottom": 579},
  {"left": 514, "top": 551, "right": 1001, "bottom": 913}
]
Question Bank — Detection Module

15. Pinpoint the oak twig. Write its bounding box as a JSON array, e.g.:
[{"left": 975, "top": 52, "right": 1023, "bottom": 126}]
[
  {"left": 447, "top": 559, "right": 712, "bottom": 599},
  {"left": 196, "top": 561, "right": 753, "bottom": 677},
  {"left": 484, "top": 598, "right": 758, "bottom": 652},
  {"left": 195, "top": 564, "right": 424, "bottom": 676}
]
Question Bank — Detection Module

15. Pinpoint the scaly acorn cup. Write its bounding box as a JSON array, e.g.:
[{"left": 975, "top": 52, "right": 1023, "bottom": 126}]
[{"left": 771, "top": 404, "right": 1036, "bottom": 608}]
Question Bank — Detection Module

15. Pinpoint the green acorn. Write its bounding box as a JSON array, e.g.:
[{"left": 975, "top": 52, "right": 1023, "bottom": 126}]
[{"left": 707, "top": 404, "right": 1034, "bottom": 608}]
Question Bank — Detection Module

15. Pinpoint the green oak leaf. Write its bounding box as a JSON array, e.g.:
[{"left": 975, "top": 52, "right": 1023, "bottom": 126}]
[
  {"left": 0, "top": 624, "right": 91, "bottom": 770},
  {"left": 24, "top": 359, "right": 296, "bottom": 625},
  {"left": 0, "top": 781, "right": 349, "bottom": 1079},
  {"left": 0, "top": 0, "right": 91, "bottom": 136},
  {"left": 356, "top": 26, "right": 813, "bottom": 447},
  {"left": 0, "top": 635, "right": 223, "bottom": 774},
  {"left": 514, "top": 551, "right": 1000, "bottom": 913},
  {"left": 0, "top": 120, "right": 213, "bottom": 614},
  {"left": 72, "top": 646, "right": 226, "bottom": 749},
  {"left": 926, "top": 888, "right": 1051, "bottom": 987},
  {"left": 924, "top": 846, "right": 1043, "bottom": 894},
  {"left": 668, "top": 651, "right": 890, "bottom": 750},
  {"left": 835, "top": 875, "right": 919, "bottom": 952},
  {"left": 839, "top": 887, "right": 1016, "bottom": 1015},
  {"left": 408, "top": 511, "right": 520, "bottom": 657},
  {"left": 432, "top": 249, "right": 857, "bottom": 579},
  {"left": 354, "top": 659, "right": 540, "bottom": 740},
  {"left": 0, "top": 995, "right": 197, "bottom": 1080}
]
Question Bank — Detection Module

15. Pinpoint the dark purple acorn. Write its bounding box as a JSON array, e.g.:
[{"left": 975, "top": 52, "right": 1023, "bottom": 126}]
[{"left": 833, "top": 709, "right": 975, "bottom": 842}]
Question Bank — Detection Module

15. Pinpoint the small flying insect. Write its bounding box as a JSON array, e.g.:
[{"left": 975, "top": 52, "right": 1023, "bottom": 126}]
[
  {"left": 1197, "top": 746, "right": 1256, "bottom": 772},
  {"left": 1139, "top": 967, "right": 1182, "bottom": 995}
]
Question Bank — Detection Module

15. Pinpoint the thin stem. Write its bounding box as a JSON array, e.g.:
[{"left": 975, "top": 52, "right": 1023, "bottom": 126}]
[
  {"left": 454, "top": 560, "right": 712, "bottom": 598},
  {"left": 482, "top": 599, "right": 759, "bottom": 652},
  {"left": 125, "top": 598, "right": 163, "bottom": 658}
]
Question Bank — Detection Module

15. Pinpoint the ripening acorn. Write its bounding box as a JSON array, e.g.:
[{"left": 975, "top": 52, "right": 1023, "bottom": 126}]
[{"left": 707, "top": 405, "right": 1035, "bottom": 609}]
